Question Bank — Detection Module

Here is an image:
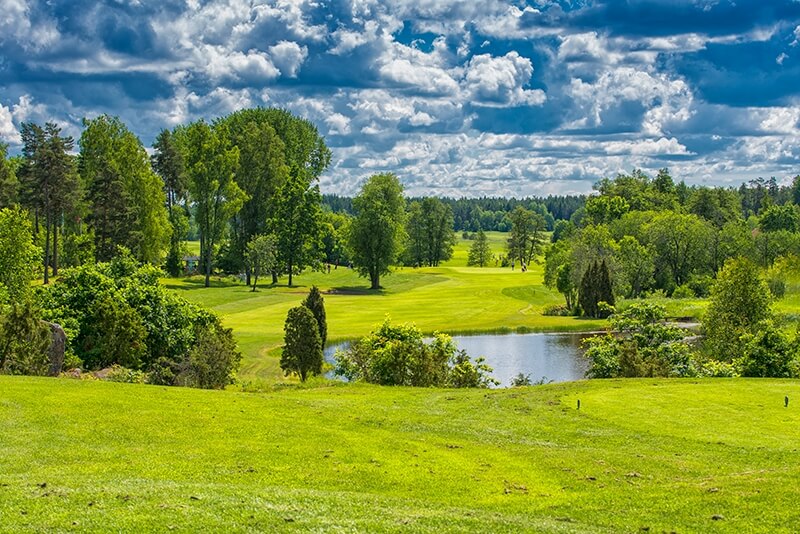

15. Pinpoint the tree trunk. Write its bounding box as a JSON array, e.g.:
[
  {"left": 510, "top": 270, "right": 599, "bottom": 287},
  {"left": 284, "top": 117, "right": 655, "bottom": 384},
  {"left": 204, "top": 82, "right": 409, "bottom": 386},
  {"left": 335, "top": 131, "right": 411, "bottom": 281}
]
[
  {"left": 44, "top": 216, "right": 51, "bottom": 284},
  {"left": 288, "top": 260, "right": 293, "bottom": 287},
  {"left": 204, "top": 243, "right": 211, "bottom": 288},
  {"left": 272, "top": 271, "right": 278, "bottom": 284},
  {"left": 52, "top": 218, "right": 59, "bottom": 276},
  {"left": 370, "top": 270, "right": 380, "bottom": 290},
  {"left": 251, "top": 271, "right": 258, "bottom": 292},
  {"left": 245, "top": 266, "right": 251, "bottom": 287}
]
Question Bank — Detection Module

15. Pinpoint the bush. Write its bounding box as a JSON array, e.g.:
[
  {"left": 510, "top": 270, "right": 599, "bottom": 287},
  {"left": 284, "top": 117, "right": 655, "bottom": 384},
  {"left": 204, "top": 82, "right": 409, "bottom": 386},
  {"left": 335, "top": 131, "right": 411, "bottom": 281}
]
[
  {"left": 0, "top": 299, "right": 51, "bottom": 376},
  {"left": 671, "top": 284, "right": 695, "bottom": 299},
  {"left": 687, "top": 274, "right": 713, "bottom": 297},
  {"left": 281, "top": 306, "right": 323, "bottom": 382},
  {"left": 509, "top": 373, "right": 532, "bottom": 387},
  {"left": 767, "top": 278, "right": 786, "bottom": 299},
  {"left": 36, "top": 250, "right": 241, "bottom": 388},
  {"left": 542, "top": 304, "right": 573, "bottom": 317},
  {"left": 698, "top": 359, "right": 738, "bottom": 377},
  {"left": 335, "top": 317, "right": 496, "bottom": 388},
  {"left": 735, "top": 322, "right": 798, "bottom": 378},
  {"left": 106, "top": 365, "right": 148, "bottom": 384}
]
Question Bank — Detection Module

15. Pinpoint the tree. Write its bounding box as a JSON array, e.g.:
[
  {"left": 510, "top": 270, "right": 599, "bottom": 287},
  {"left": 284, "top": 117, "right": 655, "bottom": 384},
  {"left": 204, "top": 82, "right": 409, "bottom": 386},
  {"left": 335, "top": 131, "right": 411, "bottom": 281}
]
[
  {"left": 0, "top": 143, "right": 18, "bottom": 208},
  {"left": 703, "top": 257, "right": 772, "bottom": 361},
  {"left": 615, "top": 236, "right": 654, "bottom": 298},
  {"left": 79, "top": 115, "right": 170, "bottom": 263},
  {"left": 760, "top": 204, "right": 800, "bottom": 233},
  {"left": 180, "top": 324, "right": 241, "bottom": 389},
  {"left": 0, "top": 299, "right": 51, "bottom": 376},
  {"left": 405, "top": 198, "right": 455, "bottom": 266},
  {"left": 246, "top": 234, "right": 277, "bottom": 291},
  {"left": 348, "top": 173, "right": 406, "bottom": 289},
  {"left": 19, "top": 122, "right": 79, "bottom": 282},
  {"left": 507, "top": 206, "right": 547, "bottom": 267},
  {"left": 579, "top": 260, "right": 614, "bottom": 318},
  {"left": 152, "top": 129, "right": 189, "bottom": 277},
  {"left": 302, "top": 285, "right": 327, "bottom": 347},
  {"left": 646, "top": 211, "right": 712, "bottom": 287},
  {"left": 272, "top": 172, "right": 322, "bottom": 286},
  {"left": 0, "top": 206, "right": 40, "bottom": 301},
  {"left": 467, "top": 229, "right": 492, "bottom": 267},
  {"left": 180, "top": 120, "right": 246, "bottom": 287},
  {"left": 281, "top": 305, "right": 323, "bottom": 382}
]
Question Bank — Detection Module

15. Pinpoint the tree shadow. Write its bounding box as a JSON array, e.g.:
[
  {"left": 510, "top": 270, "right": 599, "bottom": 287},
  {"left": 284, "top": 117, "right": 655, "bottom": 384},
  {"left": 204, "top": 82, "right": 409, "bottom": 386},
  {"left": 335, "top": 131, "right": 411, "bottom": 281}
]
[
  {"left": 327, "top": 286, "right": 386, "bottom": 296},
  {"left": 162, "top": 277, "right": 243, "bottom": 290}
]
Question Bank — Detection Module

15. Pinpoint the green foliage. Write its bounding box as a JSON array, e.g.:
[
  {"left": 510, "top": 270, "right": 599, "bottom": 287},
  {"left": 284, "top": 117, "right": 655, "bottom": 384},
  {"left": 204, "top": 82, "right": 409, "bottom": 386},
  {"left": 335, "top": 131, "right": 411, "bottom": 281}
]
[
  {"left": 62, "top": 231, "right": 95, "bottom": 268},
  {"left": 37, "top": 252, "right": 240, "bottom": 386},
  {"left": 302, "top": 286, "right": 327, "bottom": 347},
  {"left": 736, "top": 322, "right": 799, "bottom": 378},
  {"left": 759, "top": 204, "right": 800, "bottom": 233},
  {"left": 405, "top": 198, "right": 455, "bottom": 267},
  {"left": 0, "top": 142, "right": 18, "bottom": 207},
  {"left": 348, "top": 173, "right": 407, "bottom": 289},
  {"left": 0, "top": 206, "right": 40, "bottom": 300},
  {"left": 584, "top": 302, "right": 695, "bottom": 378},
  {"left": 246, "top": 234, "right": 277, "bottom": 290},
  {"left": 272, "top": 172, "right": 322, "bottom": 286},
  {"left": 579, "top": 260, "right": 614, "bottom": 318},
  {"left": 614, "top": 235, "right": 654, "bottom": 298},
  {"left": 703, "top": 257, "right": 772, "bottom": 361},
  {"left": 671, "top": 284, "right": 695, "bottom": 299},
  {"left": 0, "top": 299, "right": 51, "bottom": 376},
  {"left": 281, "top": 306, "right": 323, "bottom": 382},
  {"left": 79, "top": 115, "right": 170, "bottom": 264},
  {"left": 585, "top": 195, "right": 629, "bottom": 224},
  {"left": 334, "top": 318, "right": 496, "bottom": 387},
  {"left": 179, "top": 120, "right": 246, "bottom": 287},
  {"left": 179, "top": 324, "right": 242, "bottom": 389},
  {"left": 466, "top": 229, "right": 492, "bottom": 267},
  {"left": 507, "top": 206, "right": 547, "bottom": 266},
  {"left": 646, "top": 211, "right": 712, "bottom": 287},
  {"left": 106, "top": 365, "right": 148, "bottom": 384}
]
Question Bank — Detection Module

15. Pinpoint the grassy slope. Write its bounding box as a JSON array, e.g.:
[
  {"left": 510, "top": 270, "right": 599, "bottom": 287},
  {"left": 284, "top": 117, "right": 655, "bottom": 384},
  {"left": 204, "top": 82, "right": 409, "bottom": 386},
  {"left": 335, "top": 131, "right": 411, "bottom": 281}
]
[
  {"left": 2, "top": 376, "right": 799, "bottom": 532},
  {"left": 167, "top": 233, "right": 608, "bottom": 379}
]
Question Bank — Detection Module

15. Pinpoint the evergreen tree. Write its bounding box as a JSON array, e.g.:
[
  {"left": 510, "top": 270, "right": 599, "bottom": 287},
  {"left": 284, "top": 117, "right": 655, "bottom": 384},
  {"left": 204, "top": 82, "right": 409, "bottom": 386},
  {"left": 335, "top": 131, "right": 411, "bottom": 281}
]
[
  {"left": 152, "top": 129, "right": 189, "bottom": 277},
  {"left": 281, "top": 306, "right": 323, "bottom": 382},
  {"left": 467, "top": 229, "right": 492, "bottom": 267},
  {"left": 579, "top": 262, "right": 599, "bottom": 318},
  {"left": 597, "top": 259, "right": 615, "bottom": 316},
  {"left": 302, "top": 285, "right": 327, "bottom": 347},
  {"left": 0, "top": 143, "right": 18, "bottom": 208}
]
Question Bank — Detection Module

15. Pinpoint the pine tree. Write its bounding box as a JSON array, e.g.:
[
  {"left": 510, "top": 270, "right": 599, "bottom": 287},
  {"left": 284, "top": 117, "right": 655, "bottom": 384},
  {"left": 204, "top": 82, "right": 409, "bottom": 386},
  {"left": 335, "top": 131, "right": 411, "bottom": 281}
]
[
  {"left": 281, "top": 306, "right": 323, "bottom": 382},
  {"left": 579, "top": 261, "right": 599, "bottom": 318},
  {"left": 467, "top": 229, "right": 492, "bottom": 267},
  {"left": 597, "top": 260, "right": 615, "bottom": 317},
  {"left": 302, "top": 285, "right": 327, "bottom": 347}
]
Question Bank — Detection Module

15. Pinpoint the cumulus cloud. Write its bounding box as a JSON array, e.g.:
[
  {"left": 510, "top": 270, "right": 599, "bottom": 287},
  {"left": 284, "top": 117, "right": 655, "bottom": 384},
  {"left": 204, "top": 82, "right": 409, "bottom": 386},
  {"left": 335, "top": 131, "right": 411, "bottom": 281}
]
[
  {"left": 463, "top": 52, "right": 546, "bottom": 106},
  {"left": 269, "top": 41, "right": 308, "bottom": 78}
]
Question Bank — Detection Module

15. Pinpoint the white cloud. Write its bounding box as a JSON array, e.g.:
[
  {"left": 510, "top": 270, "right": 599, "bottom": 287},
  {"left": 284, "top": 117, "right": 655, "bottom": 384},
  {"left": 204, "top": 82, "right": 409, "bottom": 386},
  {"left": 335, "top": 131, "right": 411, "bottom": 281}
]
[
  {"left": 0, "top": 103, "right": 18, "bottom": 144},
  {"left": 463, "top": 52, "right": 545, "bottom": 106},
  {"left": 379, "top": 59, "right": 460, "bottom": 95},
  {"left": 269, "top": 41, "right": 308, "bottom": 77}
]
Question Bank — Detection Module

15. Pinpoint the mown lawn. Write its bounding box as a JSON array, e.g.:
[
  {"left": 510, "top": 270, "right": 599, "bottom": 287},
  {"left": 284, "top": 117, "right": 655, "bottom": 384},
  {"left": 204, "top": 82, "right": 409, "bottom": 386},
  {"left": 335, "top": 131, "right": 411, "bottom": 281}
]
[{"left": 1, "top": 376, "right": 798, "bottom": 532}]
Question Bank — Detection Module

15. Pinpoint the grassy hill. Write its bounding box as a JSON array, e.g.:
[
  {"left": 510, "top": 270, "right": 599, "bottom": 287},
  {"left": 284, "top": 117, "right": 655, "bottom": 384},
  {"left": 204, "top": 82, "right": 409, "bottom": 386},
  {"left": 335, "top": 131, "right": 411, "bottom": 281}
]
[{"left": 2, "top": 376, "right": 798, "bottom": 532}]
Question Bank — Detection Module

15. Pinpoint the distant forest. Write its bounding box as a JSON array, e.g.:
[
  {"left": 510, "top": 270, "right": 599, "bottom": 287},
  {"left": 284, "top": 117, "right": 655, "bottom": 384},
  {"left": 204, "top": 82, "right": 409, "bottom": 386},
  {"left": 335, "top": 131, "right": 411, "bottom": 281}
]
[{"left": 323, "top": 194, "right": 587, "bottom": 232}]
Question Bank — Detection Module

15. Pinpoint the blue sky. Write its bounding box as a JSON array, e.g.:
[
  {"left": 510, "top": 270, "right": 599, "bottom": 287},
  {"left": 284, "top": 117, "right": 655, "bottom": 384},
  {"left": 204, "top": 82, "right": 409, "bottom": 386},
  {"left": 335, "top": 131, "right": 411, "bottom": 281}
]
[{"left": 1, "top": 0, "right": 799, "bottom": 196}]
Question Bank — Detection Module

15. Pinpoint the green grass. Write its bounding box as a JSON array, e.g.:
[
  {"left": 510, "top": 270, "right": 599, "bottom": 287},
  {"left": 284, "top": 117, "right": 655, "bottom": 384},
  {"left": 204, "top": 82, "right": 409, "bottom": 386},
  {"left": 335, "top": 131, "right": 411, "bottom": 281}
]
[
  {"left": 2, "top": 376, "right": 799, "bottom": 532},
  {"left": 165, "top": 233, "right": 607, "bottom": 379}
]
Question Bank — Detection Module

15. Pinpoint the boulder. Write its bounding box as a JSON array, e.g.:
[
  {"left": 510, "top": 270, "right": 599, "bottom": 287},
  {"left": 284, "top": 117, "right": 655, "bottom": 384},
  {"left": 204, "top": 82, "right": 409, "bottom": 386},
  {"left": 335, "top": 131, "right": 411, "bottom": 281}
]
[{"left": 47, "top": 323, "right": 67, "bottom": 376}]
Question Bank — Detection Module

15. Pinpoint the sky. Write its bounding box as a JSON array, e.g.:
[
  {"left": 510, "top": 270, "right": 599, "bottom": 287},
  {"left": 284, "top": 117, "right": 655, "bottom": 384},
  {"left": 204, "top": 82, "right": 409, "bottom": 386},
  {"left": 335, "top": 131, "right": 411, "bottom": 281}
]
[{"left": 1, "top": 1, "right": 800, "bottom": 197}]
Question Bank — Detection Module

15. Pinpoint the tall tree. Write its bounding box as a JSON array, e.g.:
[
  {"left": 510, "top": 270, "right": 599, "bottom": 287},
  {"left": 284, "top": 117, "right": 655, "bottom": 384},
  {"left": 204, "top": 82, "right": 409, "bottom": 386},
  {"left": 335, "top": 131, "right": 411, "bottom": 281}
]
[
  {"left": 79, "top": 115, "right": 170, "bottom": 263},
  {"left": 19, "top": 122, "right": 79, "bottom": 283},
  {"left": 348, "top": 173, "right": 406, "bottom": 290},
  {"left": 246, "top": 234, "right": 277, "bottom": 292},
  {"left": 646, "top": 211, "right": 712, "bottom": 287},
  {"left": 0, "top": 206, "right": 40, "bottom": 300},
  {"left": 281, "top": 305, "right": 323, "bottom": 382},
  {"left": 272, "top": 172, "right": 322, "bottom": 286},
  {"left": 0, "top": 143, "right": 18, "bottom": 208},
  {"left": 181, "top": 121, "right": 246, "bottom": 287},
  {"left": 303, "top": 285, "right": 327, "bottom": 347},
  {"left": 407, "top": 197, "right": 455, "bottom": 267},
  {"left": 152, "top": 128, "right": 189, "bottom": 276},
  {"left": 507, "top": 206, "right": 547, "bottom": 267},
  {"left": 467, "top": 229, "right": 492, "bottom": 267}
]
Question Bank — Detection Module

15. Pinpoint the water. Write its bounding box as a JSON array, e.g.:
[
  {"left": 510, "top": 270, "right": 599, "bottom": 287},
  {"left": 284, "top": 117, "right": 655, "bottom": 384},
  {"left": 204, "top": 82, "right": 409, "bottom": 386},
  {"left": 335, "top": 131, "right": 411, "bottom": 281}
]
[{"left": 324, "top": 332, "right": 592, "bottom": 388}]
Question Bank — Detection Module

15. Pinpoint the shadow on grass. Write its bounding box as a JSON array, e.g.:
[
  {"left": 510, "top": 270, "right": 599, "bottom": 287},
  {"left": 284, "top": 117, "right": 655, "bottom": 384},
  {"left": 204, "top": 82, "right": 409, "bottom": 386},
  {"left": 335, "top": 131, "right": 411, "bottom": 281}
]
[
  {"left": 327, "top": 286, "right": 386, "bottom": 296},
  {"left": 162, "top": 276, "right": 244, "bottom": 290}
]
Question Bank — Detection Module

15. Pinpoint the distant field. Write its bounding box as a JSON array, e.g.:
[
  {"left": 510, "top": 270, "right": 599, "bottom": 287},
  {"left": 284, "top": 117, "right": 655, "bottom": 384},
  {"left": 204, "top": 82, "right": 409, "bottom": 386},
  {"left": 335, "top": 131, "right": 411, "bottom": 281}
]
[
  {"left": 165, "top": 233, "right": 610, "bottom": 379},
  {"left": 2, "top": 376, "right": 799, "bottom": 532}
]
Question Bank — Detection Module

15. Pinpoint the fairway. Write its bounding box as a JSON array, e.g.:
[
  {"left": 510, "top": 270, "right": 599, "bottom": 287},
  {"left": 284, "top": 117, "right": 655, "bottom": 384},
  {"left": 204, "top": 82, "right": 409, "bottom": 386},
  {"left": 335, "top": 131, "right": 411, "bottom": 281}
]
[
  {"left": 166, "top": 233, "right": 608, "bottom": 379},
  {"left": 1, "top": 376, "right": 798, "bottom": 532}
]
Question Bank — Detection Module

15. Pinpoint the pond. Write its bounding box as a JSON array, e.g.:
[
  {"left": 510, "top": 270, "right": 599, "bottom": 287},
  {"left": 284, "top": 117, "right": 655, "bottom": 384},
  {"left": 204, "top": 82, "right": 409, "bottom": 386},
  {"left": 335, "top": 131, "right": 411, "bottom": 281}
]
[{"left": 324, "top": 332, "right": 593, "bottom": 388}]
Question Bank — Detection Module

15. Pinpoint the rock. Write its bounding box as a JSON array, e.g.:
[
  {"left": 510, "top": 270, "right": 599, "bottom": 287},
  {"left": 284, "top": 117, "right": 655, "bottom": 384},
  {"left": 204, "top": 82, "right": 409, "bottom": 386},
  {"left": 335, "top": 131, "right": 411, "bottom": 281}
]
[{"left": 47, "top": 323, "right": 66, "bottom": 377}]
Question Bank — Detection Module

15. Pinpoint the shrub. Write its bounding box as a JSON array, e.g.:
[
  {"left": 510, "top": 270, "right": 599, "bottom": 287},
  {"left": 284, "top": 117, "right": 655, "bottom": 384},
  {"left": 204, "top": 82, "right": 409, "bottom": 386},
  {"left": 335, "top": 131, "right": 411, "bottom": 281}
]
[
  {"left": 767, "top": 278, "right": 786, "bottom": 299},
  {"left": 281, "top": 306, "right": 323, "bottom": 382},
  {"left": 735, "top": 322, "right": 798, "bottom": 378},
  {"left": 106, "top": 365, "right": 148, "bottom": 384},
  {"left": 509, "top": 373, "right": 532, "bottom": 387},
  {"left": 0, "top": 299, "right": 51, "bottom": 376},
  {"left": 542, "top": 304, "right": 573, "bottom": 317},
  {"left": 335, "top": 317, "right": 496, "bottom": 388},
  {"left": 671, "top": 284, "right": 694, "bottom": 299}
]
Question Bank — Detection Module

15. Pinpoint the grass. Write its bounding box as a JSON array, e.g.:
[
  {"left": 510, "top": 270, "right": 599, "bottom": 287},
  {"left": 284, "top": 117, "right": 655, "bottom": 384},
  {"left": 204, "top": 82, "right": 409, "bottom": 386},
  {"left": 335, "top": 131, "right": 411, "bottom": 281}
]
[
  {"left": 1, "top": 376, "right": 799, "bottom": 532},
  {"left": 165, "top": 233, "right": 610, "bottom": 379}
]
